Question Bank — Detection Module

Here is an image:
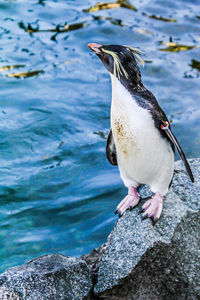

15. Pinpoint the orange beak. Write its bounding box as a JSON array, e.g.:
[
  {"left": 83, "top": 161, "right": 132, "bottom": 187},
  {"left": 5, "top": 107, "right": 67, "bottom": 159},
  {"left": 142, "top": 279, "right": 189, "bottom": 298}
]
[{"left": 88, "top": 43, "right": 102, "bottom": 54}]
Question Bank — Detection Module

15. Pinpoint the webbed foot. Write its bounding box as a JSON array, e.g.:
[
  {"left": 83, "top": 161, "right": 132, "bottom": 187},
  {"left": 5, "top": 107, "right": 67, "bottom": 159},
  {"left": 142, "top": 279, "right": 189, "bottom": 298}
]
[
  {"left": 142, "top": 193, "right": 164, "bottom": 222},
  {"left": 115, "top": 187, "right": 140, "bottom": 217}
]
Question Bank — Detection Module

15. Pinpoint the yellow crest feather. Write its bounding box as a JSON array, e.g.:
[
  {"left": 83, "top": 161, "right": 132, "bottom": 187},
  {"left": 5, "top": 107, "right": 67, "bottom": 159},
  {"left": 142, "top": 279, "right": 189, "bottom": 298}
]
[
  {"left": 101, "top": 46, "right": 144, "bottom": 79},
  {"left": 101, "top": 48, "right": 129, "bottom": 79},
  {"left": 124, "top": 46, "right": 144, "bottom": 67}
]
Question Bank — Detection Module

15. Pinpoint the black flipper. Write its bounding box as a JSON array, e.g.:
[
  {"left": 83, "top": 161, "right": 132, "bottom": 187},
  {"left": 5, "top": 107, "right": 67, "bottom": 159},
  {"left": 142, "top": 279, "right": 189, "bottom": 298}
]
[
  {"left": 161, "top": 122, "right": 194, "bottom": 183},
  {"left": 106, "top": 129, "right": 118, "bottom": 166}
]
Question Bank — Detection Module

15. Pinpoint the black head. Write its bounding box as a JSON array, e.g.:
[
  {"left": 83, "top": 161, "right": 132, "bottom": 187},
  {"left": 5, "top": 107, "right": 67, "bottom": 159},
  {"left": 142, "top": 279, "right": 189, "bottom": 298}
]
[{"left": 88, "top": 43, "right": 144, "bottom": 87}]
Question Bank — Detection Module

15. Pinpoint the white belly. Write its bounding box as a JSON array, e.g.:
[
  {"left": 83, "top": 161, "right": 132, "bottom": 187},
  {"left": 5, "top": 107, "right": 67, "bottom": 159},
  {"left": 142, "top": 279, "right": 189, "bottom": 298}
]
[{"left": 110, "top": 76, "right": 174, "bottom": 195}]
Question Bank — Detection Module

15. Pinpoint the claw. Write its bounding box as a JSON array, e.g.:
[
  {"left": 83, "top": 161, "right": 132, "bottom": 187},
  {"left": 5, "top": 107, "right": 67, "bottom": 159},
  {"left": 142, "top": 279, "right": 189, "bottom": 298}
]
[
  {"left": 152, "top": 218, "right": 158, "bottom": 226},
  {"left": 142, "top": 213, "right": 148, "bottom": 220},
  {"left": 152, "top": 217, "right": 159, "bottom": 225}
]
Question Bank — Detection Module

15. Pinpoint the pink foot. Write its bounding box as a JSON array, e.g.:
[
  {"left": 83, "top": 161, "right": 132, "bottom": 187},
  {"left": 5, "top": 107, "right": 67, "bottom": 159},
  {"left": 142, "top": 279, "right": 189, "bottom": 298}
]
[
  {"left": 142, "top": 193, "right": 164, "bottom": 222},
  {"left": 115, "top": 187, "right": 140, "bottom": 217}
]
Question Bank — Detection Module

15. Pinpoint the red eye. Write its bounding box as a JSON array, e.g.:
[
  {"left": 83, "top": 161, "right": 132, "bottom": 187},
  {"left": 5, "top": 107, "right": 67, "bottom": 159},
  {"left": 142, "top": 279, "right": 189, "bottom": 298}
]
[{"left": 161, "top": 121, "right": 169, "bottom": 130}]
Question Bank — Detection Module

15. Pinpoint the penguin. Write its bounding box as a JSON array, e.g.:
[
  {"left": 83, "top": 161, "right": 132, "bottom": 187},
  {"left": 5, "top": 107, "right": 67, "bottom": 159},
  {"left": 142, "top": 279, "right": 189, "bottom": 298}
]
[{"left": 88, "top": 43, "right": 194, "bottom": 222}]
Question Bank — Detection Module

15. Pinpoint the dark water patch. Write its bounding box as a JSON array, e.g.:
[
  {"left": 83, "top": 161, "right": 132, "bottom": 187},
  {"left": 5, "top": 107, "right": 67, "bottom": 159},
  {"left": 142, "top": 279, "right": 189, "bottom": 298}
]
[
  {"left": 144, "top": 60, "right": 153, "bottom": 63},
  {"left": 38, "top": 0, "right": 46, "bottom": 6},
  {"left": 189, "top": 59, "right": 200, "bottom": 71}
]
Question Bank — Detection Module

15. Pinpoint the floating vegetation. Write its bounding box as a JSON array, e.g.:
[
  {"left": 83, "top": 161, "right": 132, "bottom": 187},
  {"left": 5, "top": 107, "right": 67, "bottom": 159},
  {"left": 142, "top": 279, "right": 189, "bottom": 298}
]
[
  {"left": 18, "top": 22, "right": 39, "bottom": 33},
  {"left": 0, "top": 64, "right": 43, "bottom": 79},
  {"left": 8, "top": 70, "right": 44, "bottom": 78},
  {"left": 94, "top": 131, "right": 107, "bottom": 139},
  {"left": 38, "top": 0, "right": 46, "bottom": 5},
  {"left": 18, "top": 21, "right": 87, "bottom": 35},
  {"left": 42, "top": 141, "right": 63, "bottom": 165},
  {"left": 0, "top": 64, "right": 25, "bottom": 72},
  {"left": 159, "top": 42, "right": 199, "bottom": 52},
  {"left": 135, "top": 28, "right": 152, "bottom": 35},
  {"left": 147, "top": 14, "right": 176, "bottom": 22},
  {"left": 63, "top": 23, "right": 87, "bottom": 32},
  {"left": 84, "top": 0, "right": 137, "bottom": 12},
  {"left": 63, "top": 59, "right": 79, "bottom": 65},
  {"left": 52, "top": 59, "right": 79, "bottom": 68},
  {"left": 189, "top": 59, "right": 200, "bottom": 72},
  {"left": 93, "top": 15, "right": 123, "bottom": 26},
  {"left": 57, "top": 141, "right": 64, "bottom": 149}
]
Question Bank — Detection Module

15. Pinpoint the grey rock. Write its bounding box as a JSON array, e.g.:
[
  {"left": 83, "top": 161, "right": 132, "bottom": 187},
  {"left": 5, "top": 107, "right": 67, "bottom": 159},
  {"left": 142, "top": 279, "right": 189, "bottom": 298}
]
[
  {"left": 0, "top": 254, "right": 92, "bottom": 300},
  {"left": 94, "top": 159, "right": 200, "bottom": 299}
]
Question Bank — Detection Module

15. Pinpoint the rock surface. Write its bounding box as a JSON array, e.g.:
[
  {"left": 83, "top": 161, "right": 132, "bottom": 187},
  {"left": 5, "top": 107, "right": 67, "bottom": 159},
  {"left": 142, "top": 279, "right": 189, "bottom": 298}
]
[
  {"left": 0, "top": 159, "right": 199, "bottom": 300},
  {"left": 0, "top": 254, "right": 92, "bottom": 300}
]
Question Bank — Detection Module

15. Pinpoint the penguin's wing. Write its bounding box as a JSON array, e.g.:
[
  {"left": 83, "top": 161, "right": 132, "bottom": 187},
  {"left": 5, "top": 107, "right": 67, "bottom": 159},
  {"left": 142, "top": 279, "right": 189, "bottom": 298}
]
[
  {"left": 160, "top": 121, "right": 194, "bottom": 183},
  {"left": 106, "top": 129, "right": 118, "bottom": 166},
  {"left": 133, "top": 90, "right": 194, "bottom": 182}
]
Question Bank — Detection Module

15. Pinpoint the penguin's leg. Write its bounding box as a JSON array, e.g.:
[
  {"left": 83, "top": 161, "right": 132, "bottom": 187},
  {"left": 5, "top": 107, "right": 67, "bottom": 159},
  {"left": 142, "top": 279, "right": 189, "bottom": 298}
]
[
  {"left": 141, "top": 193, "right": 164, "bottom": 222},
  {"left": 141, "top": 160, "right": 174, "bottom": 222},
  {"left": 115, "top": 185, "right": 140, "bottom": 217}
]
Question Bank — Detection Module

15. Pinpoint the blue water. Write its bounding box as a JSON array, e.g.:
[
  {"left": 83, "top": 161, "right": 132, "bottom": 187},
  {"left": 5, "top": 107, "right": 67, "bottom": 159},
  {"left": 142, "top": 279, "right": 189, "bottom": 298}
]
[{"left": 0, "top": 0, "right": 199, "bottom": 273}]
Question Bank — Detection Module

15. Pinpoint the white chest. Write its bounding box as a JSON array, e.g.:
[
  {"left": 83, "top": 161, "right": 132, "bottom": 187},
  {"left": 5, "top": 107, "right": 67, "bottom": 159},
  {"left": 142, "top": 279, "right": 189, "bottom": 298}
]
[
  {"left": 109, "top": 75, "right": 174, "bottom": 192},
  {"left": 110, "top": 76, "right": 156, "bottom": 155}
]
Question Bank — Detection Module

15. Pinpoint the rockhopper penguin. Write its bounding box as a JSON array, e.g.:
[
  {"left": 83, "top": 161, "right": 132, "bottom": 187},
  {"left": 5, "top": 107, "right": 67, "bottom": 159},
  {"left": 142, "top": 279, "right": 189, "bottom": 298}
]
[{"left": 88, "top": 43, "right": 194, "bottom": 221}]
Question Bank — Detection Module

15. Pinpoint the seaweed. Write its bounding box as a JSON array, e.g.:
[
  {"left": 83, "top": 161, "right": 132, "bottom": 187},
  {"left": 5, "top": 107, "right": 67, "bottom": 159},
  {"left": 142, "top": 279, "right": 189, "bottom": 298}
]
[
  {"left": 8, "top": 70, "right": 44, "bottom": 78},
  {"left": 135, "top": 28, "right": 152, "bottom": 35},
  {"left": 148, "top": 14, "right": 176, "bottom": 22},
  {"left": 93, "top": 131, "right": 107, "bottom": 139},
  {"left": 189, "top": 59, "right": 200, "bottom": 71},
  {"left": 18, "top": 21, "right": 87, "bottom": 35},
  {"left": 159, "top": 42, "right": 198, "bottom": 52},
  {"left": 83, "top": 0, "right": 137, "bottom": 12},
  {"left": 0, "top": 64, "right": 25, "bottom": 71},
  {"left": 93, "top": 16, "right": 123, "bottom": 27}
]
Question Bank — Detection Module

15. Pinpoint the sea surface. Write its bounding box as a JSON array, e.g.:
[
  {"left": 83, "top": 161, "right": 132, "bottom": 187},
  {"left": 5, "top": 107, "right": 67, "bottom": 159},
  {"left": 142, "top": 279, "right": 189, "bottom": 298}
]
[{"left": 0, "top": 0, "right": 199, "bottom": 273}]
